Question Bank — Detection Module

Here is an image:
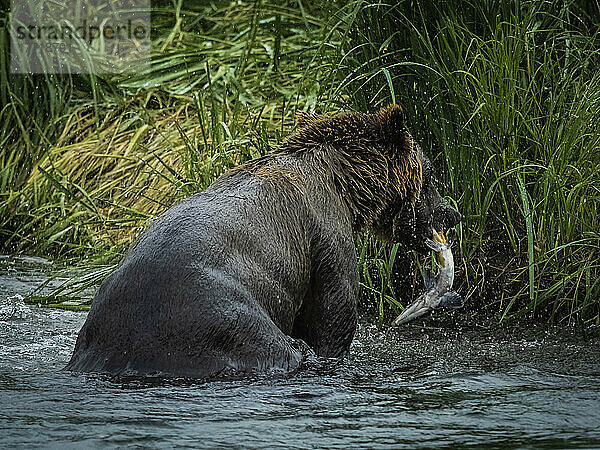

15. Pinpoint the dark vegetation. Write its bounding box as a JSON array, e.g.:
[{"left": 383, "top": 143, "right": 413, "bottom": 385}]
[{"left": 1, "top": 0, "right": 599, "bottom": 325}]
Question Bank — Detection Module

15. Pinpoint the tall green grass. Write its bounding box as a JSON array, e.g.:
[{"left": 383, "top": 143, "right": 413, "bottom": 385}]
[
  {"left": 0, "top": 1, "right": 333, "bottom": 258},
  {"left": 2, "top": 0, "right": 599, "bottom": 325},
  {"left": 331, "top": 0, "right": 600, "bottom": 323},
  {"left": 0, "top": 1, "right": 111, "bottom": 190}
]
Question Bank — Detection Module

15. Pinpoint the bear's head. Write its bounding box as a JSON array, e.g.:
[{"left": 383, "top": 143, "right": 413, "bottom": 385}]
[
  {"left": 293, "top": 104, "right": 461, "bottom": 251},
  {"left": 390, "top": 144, "right": 462, "bottom": 253},
  {"left": 366, "top": 105, "right": 462, "bottom": 252}
]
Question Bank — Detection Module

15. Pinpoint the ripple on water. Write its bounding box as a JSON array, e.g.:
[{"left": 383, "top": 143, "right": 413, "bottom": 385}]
[{"left": 1, "top": 264, "right": 600, "bottom": 448}]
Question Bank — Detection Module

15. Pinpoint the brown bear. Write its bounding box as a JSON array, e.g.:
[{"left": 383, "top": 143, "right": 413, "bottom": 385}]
[{"left": 65, "top": 105, "right": 461, "bottom": 378}]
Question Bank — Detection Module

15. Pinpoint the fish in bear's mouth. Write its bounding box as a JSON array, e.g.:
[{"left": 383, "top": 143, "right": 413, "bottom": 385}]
[{"left": 393, "top": 228, "right": 463, "bottom": 326}]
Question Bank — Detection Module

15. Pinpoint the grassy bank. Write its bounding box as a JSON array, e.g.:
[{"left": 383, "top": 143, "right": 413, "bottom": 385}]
[
  {"left": 1, "top": 1, "right": 330, "bottom": 256},
  {"left": 1, "top": 0, "right": 599, "bottom": 325},
  {"left": 331, "top": 0, "right": 600, "bottom": 324}
]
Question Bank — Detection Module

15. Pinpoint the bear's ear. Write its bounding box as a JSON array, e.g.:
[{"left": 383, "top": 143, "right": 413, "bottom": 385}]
[
  {"left": 296, "top": 111, "right": 325, "bottom": 128},
  {"left": 375, "top": 104, "right": 408, "bottom": 148},
  {"left": 296, "top": 111, "right": 312, "bottom": 127},
  {"left": 377, "top": 104, "right": 405, "bottom": 136}
]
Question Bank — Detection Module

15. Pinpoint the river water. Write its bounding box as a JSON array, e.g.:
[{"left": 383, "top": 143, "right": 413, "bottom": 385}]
[{"left": 1, "top": 256, "right": 600, "bottom": 448}]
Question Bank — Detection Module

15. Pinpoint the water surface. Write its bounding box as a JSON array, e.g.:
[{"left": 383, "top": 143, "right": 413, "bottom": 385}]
[{"left": 1, "top": 257, "right": 599, "bottom": 448}]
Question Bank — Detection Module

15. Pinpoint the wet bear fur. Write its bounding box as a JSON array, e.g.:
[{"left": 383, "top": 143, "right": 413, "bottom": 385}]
[{"left": 66, "top": 105, "right": 461, "bottom": 378}]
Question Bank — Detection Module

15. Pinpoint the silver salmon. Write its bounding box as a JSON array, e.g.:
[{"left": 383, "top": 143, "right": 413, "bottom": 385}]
[{"left": 392, "top": 230, "right": 462, "bottom": 326}]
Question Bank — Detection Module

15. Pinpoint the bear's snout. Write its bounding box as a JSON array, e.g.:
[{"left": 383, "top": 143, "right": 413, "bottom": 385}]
[
  {"left": 433, "top": 203, "right": 462, "bottom": 233},
  {"left": 446, "top": 206, "right": 462, "bottom": 229}
]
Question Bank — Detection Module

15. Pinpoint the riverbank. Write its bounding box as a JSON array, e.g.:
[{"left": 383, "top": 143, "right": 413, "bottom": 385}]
[{"left": 1, "top": 0, "right": 599, "bottom": 325}]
